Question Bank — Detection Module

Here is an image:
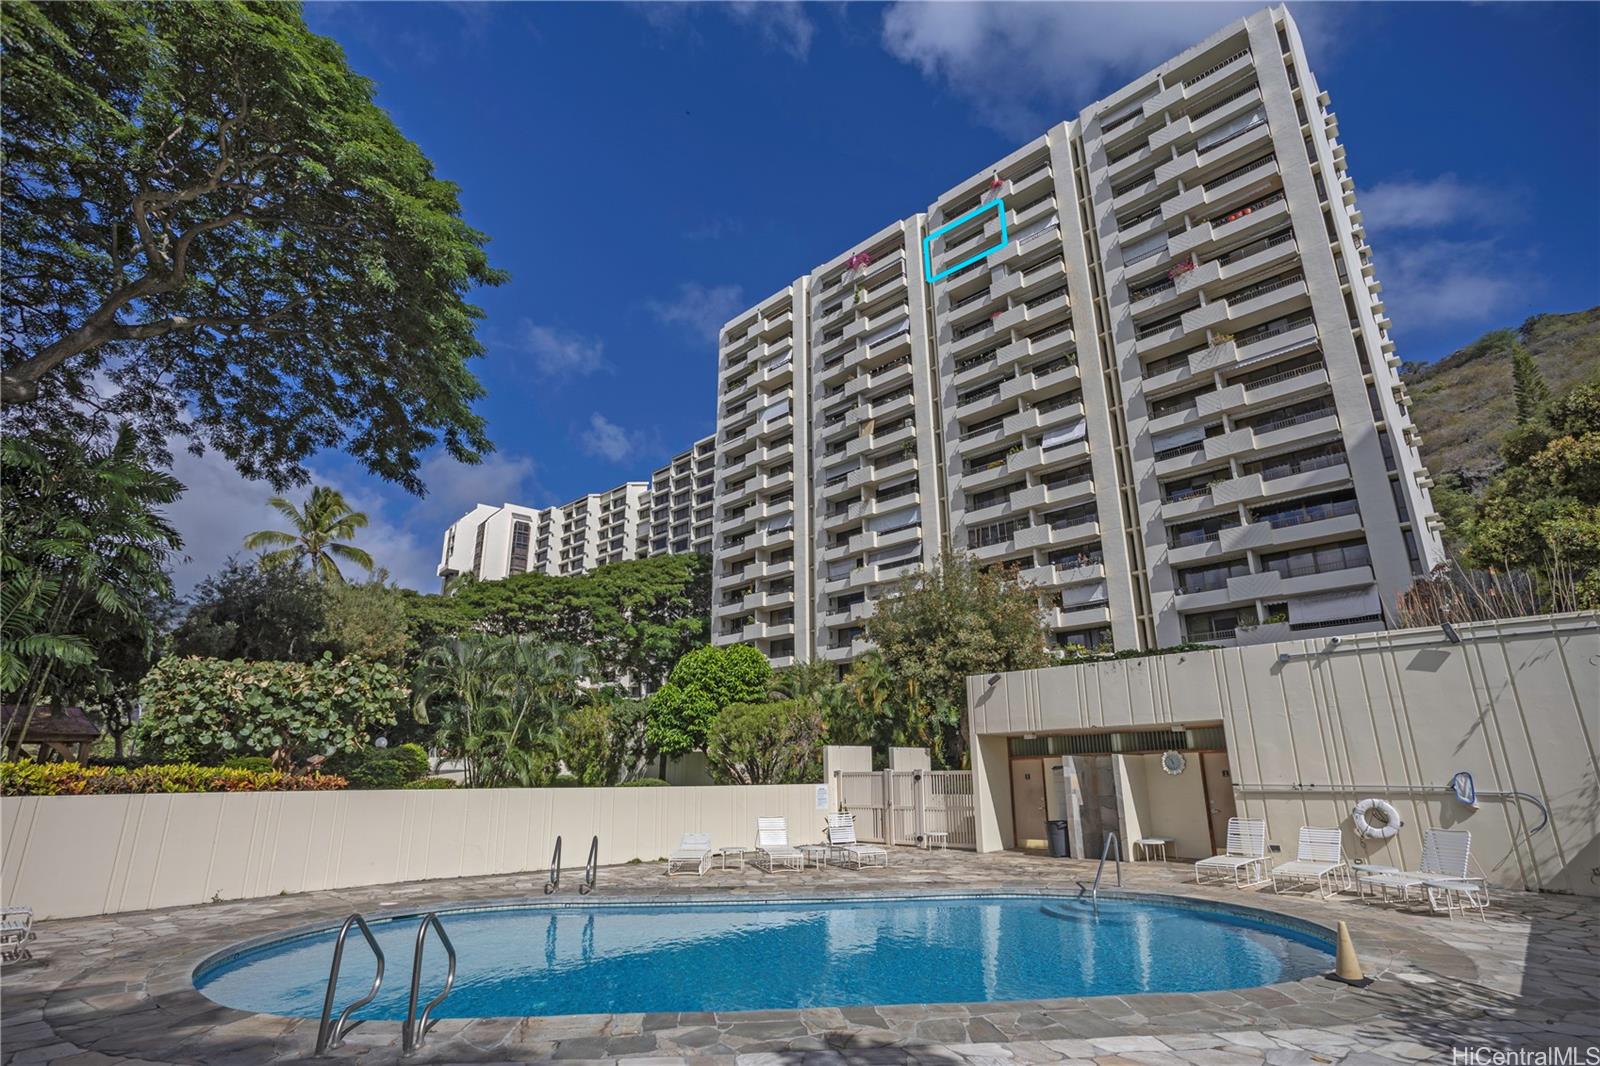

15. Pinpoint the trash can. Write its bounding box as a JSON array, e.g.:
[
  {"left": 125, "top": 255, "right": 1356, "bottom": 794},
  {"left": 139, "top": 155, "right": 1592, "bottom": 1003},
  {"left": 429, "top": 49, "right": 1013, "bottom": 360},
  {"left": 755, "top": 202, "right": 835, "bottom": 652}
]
[{"left": 1047, "top": 820, "right": 1069, "bottom": 858}]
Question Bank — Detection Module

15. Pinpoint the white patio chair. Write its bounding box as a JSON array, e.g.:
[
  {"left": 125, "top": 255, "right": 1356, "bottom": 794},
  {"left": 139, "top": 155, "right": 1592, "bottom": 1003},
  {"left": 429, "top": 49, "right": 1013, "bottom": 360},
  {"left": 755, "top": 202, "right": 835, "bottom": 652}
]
[
  {"left": 1194, "top": 817, "right": 1269, "bottom": 887},
  {"left": 1269, "top": 826, "right": 1349, "bottom": 897},
  {"left": 666, "top": 832, "right": 713, "bottom": 876},
  {"left": 754, "top": 817, "right": 805, "bottom": 872},
  {"left": 825, "top": 812, "right": 889, "bottom": 868},
  {"left": 1, "top": 907, "right": 36, "bottom": 963},
  {"left": 1359, "top": 828, "right": 1488, "bottom": 919}
]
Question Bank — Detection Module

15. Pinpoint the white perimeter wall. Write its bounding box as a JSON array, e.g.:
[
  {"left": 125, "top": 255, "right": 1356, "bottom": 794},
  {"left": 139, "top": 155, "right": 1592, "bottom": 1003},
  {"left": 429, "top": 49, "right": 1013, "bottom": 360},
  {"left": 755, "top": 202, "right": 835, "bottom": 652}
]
[
  {"left": 968, "top": 612, "right": 1600, "bottom": 895},
  {"left": 1, "top": 783, "right": 827, "bottom": 920}
]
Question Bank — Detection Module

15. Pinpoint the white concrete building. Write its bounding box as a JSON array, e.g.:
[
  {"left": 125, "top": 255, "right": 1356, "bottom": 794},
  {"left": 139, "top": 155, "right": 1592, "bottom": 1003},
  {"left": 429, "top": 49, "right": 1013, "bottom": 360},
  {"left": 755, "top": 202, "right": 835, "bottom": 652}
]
[
  {"left": 436, "top": 480, "right": 649, "bottom": 586},
  {"left": 710, "top": 4, "right": 1441, "bottom": 665},
  {"left": 646, "top": 435, "right": 717, "bottom": 557}
]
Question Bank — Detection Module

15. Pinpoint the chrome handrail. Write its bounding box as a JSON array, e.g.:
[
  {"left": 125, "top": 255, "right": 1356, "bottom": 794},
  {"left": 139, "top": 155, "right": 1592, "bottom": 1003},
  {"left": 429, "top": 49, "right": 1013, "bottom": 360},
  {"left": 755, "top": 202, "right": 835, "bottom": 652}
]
[
  {"left": 402, "top": 913, "right": 457, "bottom": 1055},
  {"left": 581, "top": 835, "right": 599, "bottom": 896},
  {"left": 1091, "top": 831, "right": 1122, "bottom": 912},
  {"left": 315, "top": 913, "right": 385, "bottom": 1054},
  {"left": 545, "top": 835, "right": 562, "bottom": 895}
]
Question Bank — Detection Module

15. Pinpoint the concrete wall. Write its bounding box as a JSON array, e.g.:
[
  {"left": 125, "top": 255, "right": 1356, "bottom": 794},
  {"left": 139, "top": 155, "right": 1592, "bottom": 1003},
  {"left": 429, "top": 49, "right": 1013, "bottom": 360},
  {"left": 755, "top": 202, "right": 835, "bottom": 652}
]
[
  {"left": 1119, "top": 754, "right": 1211, "bottom": 862},
  {"left": 1, "top": 784, "right": 827, "bottom": 920},
  {"left": 967, "top": 612, "right": 1600, "bottom": 895}
]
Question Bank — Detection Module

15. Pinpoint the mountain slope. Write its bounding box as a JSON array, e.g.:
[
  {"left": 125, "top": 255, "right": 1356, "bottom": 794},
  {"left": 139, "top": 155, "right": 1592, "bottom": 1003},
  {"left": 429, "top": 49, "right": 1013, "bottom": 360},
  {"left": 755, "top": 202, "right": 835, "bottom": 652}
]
[{"left": 1402, "top": 307, "right": 1600, "bottom": 488}]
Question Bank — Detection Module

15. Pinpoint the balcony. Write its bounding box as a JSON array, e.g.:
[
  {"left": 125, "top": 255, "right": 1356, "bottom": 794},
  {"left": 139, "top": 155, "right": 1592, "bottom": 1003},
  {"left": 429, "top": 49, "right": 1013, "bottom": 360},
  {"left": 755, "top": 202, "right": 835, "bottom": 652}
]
[
  {"left": 1227, "top": 564, "right": 1374, "bottom": 602},
  {"left": 1234, "top": 316, "right": 1319, "bottom": 365}
]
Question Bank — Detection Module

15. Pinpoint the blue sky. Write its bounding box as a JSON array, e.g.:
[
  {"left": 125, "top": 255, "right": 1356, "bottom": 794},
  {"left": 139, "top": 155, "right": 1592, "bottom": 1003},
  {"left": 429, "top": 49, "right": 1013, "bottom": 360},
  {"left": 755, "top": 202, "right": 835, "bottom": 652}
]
[{"left": 168, "top": 1, "right": 1600, "bottom": 593}]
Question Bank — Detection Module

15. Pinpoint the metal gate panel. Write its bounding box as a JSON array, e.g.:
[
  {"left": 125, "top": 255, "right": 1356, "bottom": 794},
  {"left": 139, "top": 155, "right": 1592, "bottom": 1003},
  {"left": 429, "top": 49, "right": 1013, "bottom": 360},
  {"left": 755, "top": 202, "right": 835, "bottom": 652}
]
[
  {"left": 836, "top": 768, "right": 975, "bottom": 849},
  {"left": 837, "top": 771, "right": 891, "bottom": 843}
]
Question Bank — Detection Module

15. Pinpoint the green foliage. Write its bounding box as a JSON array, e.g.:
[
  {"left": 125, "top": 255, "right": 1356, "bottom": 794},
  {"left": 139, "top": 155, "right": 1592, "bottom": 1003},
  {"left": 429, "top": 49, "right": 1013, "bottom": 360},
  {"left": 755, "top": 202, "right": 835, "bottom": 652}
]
[
  {"left": 324, "top": 742, "right": 429, "bottom": 789},
  {"left": 244, "top": 487, "right": 375, "bottom": 583},
  {"left": 865, "top": 549, "right": 1051, "bottom": 766},
  {"left": 0, "top": 1, "right": 506, "bottom": 490},
  {"left": 560, "top": 698, "right": 653, "bottom": 787},
  {"left": 705, "top": 700, "right": 824, "bottom": 785},
  {"left": 617, "top": 777, "right": 668, "bottom": 787},
  {"left": 0, "top": 760, "right": 346, "bottom": 795},
  {"left": 403, "top": 776, "right": 456, "bottom": 789},
  {"left": 171, "top": 558, "right": 329, "bottom": 662},
  {"left": 1512, "top": 344, "right": 1553, "bottom": 426},
  {"left": 134, "top": 653, "right": 405, "bottom": 765},
  {"left": 319, "top": 576, "right": 409, "bottom": 665},
  {"left": 405, "top": 554, "right": 711, "bottom": 688},
  {"left": 221, "top": 755, "right": 273, "bottom": 772},
  {"left": 1, "top": 425, "right": 182, "bottom": 736},
  {"left": 646, "top": 644, "right": 772, "bottom": 758},
  {"left": 412, "top": 635, "right": 593, "bottom": 788}
]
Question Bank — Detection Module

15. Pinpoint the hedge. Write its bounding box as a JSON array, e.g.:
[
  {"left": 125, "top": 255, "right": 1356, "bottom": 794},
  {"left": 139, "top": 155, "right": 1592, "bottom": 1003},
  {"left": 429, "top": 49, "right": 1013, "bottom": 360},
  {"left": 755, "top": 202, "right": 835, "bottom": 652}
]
[
  {"left": 324, "top": 743, "right": 430, "bottom": 789},
  {"left": 403, "top": 777, "right": 457, "bottom": 789},
  {"left": 0, "top": 761, "right": 348, "bottom": 796},
  {"left": 618, "top": 777, "right": 669, "bottom": 787}
]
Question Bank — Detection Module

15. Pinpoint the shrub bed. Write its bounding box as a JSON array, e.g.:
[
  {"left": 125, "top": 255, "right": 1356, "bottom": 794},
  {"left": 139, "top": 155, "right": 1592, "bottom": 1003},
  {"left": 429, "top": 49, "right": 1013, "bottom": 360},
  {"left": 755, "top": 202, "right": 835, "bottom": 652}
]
[
  {"left": 0, "top": 761, "right": 347, "bottom": 796},
  {"left": 323, "top": 743, "right": 430, "bottom": 789},
  {"left": 402, "top": 777, "right": 457, "bottom": 789}
]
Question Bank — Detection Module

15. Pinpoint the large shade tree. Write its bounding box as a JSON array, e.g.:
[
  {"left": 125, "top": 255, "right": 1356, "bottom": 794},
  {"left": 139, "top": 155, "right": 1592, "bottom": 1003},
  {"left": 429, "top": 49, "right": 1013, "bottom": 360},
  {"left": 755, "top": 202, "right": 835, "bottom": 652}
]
[{"left": 0, "top": 1, "right": 505, "bottom": 491}]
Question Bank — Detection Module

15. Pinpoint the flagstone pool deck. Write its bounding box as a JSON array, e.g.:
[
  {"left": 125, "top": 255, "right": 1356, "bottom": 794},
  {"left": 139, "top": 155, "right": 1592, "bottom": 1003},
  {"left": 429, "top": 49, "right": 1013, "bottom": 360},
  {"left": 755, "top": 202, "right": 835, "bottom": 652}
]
[{"left": 2, "top": 847, "right": 1596, "bottom": 1065}]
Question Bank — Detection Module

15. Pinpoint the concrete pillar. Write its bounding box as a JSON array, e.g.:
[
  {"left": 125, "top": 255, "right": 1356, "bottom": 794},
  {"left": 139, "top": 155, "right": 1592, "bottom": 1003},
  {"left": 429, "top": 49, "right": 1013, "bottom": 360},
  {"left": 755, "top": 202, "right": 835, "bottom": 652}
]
[
  {"left": 970, "top": 733, "right": 1014, "bottom": 852},
  {"left": 888, "top": 747, "right": 931, "bottom": 772},
  {"left": 822, "top": 744, "right": 872, "bottom": 811}
]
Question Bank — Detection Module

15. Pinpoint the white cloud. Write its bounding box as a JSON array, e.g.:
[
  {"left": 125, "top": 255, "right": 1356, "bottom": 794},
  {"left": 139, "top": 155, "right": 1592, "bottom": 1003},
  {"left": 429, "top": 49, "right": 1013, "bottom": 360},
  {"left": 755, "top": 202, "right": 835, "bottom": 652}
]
[
  {"left": 579, "top": 413, "right": 638, "bottom": 464},
  {"left": 645, "top": 282, "right": 747, "bottom": 343},
  {"left": 879, "top": 2, "right": 1263, "bottom": 137},
  {"left": 1378, "top": 238, "right": 1529, "bottom": 332},
  {"left": 1361, "top": 175, "right": 1501, "bottom": 232},
  {"left": 415, "top": 451, "right": 544, "bottom": 521},
  {"left": 635, "top": 1, "right": 815, "bottom": 59},
  {"left": 516, "top": 320, "right": 610, "bottom": 379},
  {"left": 164, "top": 448, "right": 446, "bottom": 594}
]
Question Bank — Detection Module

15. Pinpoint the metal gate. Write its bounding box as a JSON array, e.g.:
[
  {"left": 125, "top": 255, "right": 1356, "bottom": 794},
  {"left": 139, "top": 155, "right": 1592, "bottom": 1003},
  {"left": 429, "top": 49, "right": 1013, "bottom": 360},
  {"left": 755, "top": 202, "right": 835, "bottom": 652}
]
[{"left": 835, "top": 769, "right": 975, "bottom": 849}]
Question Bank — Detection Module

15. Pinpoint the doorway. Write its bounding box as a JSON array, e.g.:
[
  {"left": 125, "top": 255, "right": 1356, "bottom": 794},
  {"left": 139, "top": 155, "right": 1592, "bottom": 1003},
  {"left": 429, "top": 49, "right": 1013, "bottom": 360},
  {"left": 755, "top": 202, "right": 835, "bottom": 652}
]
[
  {"left": 1009, "top": 758, "right": 1049, "bottom": 852},
  {"left": 1199, "top": 752, "right": 1236, "bottom": 855}
]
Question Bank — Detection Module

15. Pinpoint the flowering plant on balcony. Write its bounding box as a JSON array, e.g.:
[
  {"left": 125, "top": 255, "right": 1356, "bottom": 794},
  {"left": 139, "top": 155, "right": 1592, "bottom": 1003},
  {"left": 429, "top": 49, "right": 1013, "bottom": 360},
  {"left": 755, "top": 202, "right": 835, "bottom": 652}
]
[{"left": 1167, "top": 258, "right": 1196, "bottom": 282}]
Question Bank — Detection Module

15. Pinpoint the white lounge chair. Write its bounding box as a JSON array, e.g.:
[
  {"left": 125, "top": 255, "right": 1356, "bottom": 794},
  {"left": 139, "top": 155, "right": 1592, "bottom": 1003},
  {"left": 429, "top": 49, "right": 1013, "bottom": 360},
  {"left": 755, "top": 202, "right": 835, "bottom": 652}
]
[
  {"left": 1270, "top": 826, "right": 1348, "bottom": 897},
  {"left": 666, "top": 832, "right": 713, "bottom": 876},
  {"left": 1359, "top": 828, "right": 1488, "bottom": 919},
  {"left": 754, "top": 817, "right": 805, "bottom": 872},
  {"left": 1194, "top": 817, "right": 1269, "bottom": 887},
  {"left": 825, "top": 813, "right": 889, "bottom": 868},
  {"left": 1, "top": 907, "right": 35, "bottom": 963}
]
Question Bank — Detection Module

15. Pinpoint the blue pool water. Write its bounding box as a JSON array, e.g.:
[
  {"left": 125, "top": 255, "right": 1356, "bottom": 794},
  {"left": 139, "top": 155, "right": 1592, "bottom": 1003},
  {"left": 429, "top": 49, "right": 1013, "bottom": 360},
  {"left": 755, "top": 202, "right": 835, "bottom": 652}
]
[{"left": 194, "top": 895, "right": 1332, "bottom": 1018}]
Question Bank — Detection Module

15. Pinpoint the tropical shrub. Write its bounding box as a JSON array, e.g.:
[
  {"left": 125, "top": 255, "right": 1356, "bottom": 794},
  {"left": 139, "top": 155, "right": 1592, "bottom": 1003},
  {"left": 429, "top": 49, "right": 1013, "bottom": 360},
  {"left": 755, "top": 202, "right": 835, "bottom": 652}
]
[
  {"left": 617, "top": 777, "right": 668, "bottom": 787},
  {"left": 705, "top": 700, "right": 824, "bottom": 785},
  {"left": 323, "top": 742, "right": 430, "bottom": 789},
  {"left": 646, "top": 644, "right": 772, "bottom": 758},
  {"left": 402, "top": 776, "right": 457, "bottom": 789},
  {"left": 0, "top": 761, "right": 346, "bottom": 795},
  {"left": 221, "top": 756, "right": 274, "bottom": 773},
  {"left": 134, "top": 654, "right": 406, "bottom": 765}
]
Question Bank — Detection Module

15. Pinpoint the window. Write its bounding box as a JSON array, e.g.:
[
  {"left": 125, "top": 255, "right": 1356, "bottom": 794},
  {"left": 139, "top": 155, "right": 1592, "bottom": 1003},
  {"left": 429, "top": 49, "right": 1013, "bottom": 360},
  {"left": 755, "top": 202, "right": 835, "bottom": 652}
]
[
  {"left": 1260, "top": 539, "right": 1371, "bottom": 580},
  {"left": 1177, "top": 559, "right": 1249, "bottom": 594}
]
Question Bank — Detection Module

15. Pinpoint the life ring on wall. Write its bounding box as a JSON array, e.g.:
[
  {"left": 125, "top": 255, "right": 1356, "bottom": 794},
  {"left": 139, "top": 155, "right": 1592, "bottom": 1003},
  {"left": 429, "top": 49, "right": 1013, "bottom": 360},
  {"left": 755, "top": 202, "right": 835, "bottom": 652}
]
[{"left": 1352, "top": 797, "right": 1402, "bottom": 839}]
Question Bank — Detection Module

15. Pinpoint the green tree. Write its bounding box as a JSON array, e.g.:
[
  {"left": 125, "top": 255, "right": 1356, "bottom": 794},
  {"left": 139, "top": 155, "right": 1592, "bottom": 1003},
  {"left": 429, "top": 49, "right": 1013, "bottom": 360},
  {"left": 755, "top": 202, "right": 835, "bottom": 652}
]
[
  {"left": 0, "top": 1, "right": 505, "bottom": 491},
  {"left": 705, "top": 700, "right": 824, "bottom": 785},
  {"left": 319, "top": 575, "right": 408, "bottom": 664},
  {"left": 244, "top": 486, "right": 375, "bottom": 582},
  {"left": 1, "top": 425, "right": 182, "bottom": 747},
  {"left": 646, "top": 644, "right": 772, "bottom": 758},
  {"left": 413, "top": 636, "right": 509, "bottom": 789},
  {"left": 561, "top": 697, "right": 654, "bottom": 787},
  {"left": 865, "top": 549, "right": 1050, "bottom": 766},
  {"left": 170, "top": 557, "right": 328, "bottom": 661},
  {"left": 1512, "top": 343, "right": 1553, "bottom": 426}
]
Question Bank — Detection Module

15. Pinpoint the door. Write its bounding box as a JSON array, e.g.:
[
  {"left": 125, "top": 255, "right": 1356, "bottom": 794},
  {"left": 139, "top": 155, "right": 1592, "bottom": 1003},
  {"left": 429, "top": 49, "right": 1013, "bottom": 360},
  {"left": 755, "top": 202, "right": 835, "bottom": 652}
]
[
  {"left": 1200, "top": 752, "right": 1236, "bottom": 855},
  {"left": 1010, "top": 758, "right": 1049, "bottom": 852}
]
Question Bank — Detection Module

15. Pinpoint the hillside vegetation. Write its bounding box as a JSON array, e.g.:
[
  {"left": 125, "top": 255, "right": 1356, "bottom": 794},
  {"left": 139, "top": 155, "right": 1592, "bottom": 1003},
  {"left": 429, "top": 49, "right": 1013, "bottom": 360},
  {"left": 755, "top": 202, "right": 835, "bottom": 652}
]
[{"left": 1404, "top": 307, "right": 1600, "bottom": 488}]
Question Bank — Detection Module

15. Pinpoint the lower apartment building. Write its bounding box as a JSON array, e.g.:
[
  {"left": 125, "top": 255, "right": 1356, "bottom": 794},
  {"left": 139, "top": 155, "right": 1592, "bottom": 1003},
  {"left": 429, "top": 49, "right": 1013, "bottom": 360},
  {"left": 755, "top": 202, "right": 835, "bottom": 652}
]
[
  {"left": 646, "top": 435, "right": 717, "bottom": 557},
  {"left": 710, "top": 4, "right": 1442, "bottom": 667}
]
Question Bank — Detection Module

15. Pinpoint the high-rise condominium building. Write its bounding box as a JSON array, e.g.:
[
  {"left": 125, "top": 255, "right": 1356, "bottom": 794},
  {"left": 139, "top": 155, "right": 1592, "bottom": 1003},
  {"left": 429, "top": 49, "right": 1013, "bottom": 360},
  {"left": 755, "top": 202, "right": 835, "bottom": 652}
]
[
  {"left": 646, "top": 435, "right": 717, "bottom": 557},
  {"left": 710, "top": 5, "right": 1442, "bottom": 665},
  {"left": 437, "top": 480, "right": 649, "bottom": 586}
]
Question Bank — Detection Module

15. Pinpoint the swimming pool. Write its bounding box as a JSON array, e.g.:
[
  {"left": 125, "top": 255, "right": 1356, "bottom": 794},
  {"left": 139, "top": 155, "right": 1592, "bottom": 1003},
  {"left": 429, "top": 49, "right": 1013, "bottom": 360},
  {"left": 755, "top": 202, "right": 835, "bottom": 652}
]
[{"left": 194, "top": 894, "right": 1333, "bottom": 1018}]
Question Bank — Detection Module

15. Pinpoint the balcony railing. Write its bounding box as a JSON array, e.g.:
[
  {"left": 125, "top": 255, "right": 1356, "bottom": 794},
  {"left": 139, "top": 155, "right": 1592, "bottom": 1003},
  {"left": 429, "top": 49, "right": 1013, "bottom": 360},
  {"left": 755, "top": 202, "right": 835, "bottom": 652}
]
[
  {"left": 1246, "top": 405, "right": 1337, "bottom": 436},
  {"left": 1188, "top": 79, "right": 1260, "bottom": 122},
  {"left": 1026, "top": 321, "right": 1073, "bottom": 345},
  {"left": 1024, "top": 285, "right": 1069, "bottom": 310},
  {"left": 1215, "top": 226, "right": 1294, "bottom": 267},
  {"left": 1223, "top": 271, "right": 1303, "bottom": 307},
  {"left": 954, "top": 319, "right": 993, "bottom": 341},
  {"left": 1208, "top": 190, "right": 1285, "bottom": 229},
  {"left": 1183, "top": 47, "right": 1250, "bottom": 88},
  {"left": 960, "top": 415, "right": 1006, "bottom": 440},
  {"left": 1204, "top": 152, "right": 1277, "bottom": 195},
  {"left": 1129, "top": 274, "right": 1176, "bottom": 303},
  {"left": 1134, "top": 305, "right": 1198, "bottom": 339},
  {"left": 1235, "top": 312, "right": 1315, "bottom": 347},
  {"left": 958, "top": 381, "right": 1005, "bottom": 407},
  {"left": 951, "top": 287, "right": 992, "bottom": 311}
]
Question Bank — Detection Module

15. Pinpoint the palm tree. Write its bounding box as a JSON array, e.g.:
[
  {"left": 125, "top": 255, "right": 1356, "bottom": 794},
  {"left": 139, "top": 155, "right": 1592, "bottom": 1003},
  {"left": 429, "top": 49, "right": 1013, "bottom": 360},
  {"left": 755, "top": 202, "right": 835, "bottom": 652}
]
[{"left": 243, "top": 486, "right": 374, "bottom": 583}]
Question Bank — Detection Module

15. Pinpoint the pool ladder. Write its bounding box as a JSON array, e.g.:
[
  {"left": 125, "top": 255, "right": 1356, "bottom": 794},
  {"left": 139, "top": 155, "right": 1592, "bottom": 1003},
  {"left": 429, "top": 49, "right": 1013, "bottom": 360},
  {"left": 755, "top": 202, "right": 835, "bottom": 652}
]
[
  {"left": 544, "top": 834, "right": 600, "bottom": 895},
  {"left": 313, "top": 911, "right": 458, "bottom": 1056}
]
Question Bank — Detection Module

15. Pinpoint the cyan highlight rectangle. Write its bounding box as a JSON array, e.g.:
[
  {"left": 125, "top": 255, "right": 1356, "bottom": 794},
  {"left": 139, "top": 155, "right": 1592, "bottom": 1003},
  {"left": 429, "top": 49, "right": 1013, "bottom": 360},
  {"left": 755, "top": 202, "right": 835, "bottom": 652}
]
[{"left": 923, "top": 197, "right": 1009, "bottom": 284}]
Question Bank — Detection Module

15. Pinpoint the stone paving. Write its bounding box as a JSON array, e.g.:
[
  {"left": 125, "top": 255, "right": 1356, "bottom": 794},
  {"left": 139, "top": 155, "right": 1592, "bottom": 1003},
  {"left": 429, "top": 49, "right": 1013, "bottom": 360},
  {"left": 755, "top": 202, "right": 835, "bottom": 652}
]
[{"left": 2, "top": 848, "right": 1596, "bottom": 1065}]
